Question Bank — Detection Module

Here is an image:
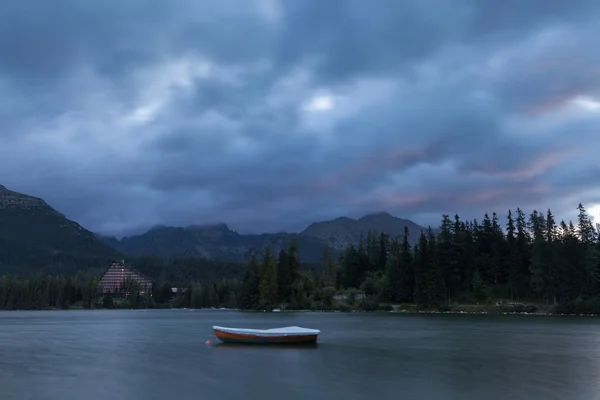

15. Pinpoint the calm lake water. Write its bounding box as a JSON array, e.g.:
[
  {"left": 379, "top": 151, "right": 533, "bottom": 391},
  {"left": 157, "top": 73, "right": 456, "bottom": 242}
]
[{"left": 1, "top": 310, "right": 600, "bottom": 400}]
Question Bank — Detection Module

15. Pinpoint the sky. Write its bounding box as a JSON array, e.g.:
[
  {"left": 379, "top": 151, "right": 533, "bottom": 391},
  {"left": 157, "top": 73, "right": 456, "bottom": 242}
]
[{"left": 1, "top": 0, "right": 600, "bottom": 236}]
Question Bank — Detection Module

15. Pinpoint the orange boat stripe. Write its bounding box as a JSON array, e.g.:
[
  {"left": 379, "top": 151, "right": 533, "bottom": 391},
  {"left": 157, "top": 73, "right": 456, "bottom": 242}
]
[{"left": 214, "top": 330, "right": 317, "bottom": 342}]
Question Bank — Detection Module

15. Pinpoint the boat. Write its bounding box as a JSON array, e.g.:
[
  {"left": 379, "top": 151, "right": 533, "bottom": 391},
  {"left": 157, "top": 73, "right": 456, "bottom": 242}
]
[{"left": 213, "top": 325, "right": 320, "bottom": 344}]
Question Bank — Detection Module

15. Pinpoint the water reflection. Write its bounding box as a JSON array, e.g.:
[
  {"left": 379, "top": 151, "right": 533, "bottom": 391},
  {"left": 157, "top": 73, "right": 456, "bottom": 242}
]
[
  {"left": 1, "top": 310, "right": 600, "bottom": 400},
  {"left": 213, "top": 342, "right": 319, "bottom": 350}
]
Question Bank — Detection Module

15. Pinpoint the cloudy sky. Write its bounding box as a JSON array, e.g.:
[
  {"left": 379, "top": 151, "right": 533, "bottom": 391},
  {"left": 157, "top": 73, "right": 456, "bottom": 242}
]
[{"left": 1, "top": 0, "right": 600, "bottom": 236}]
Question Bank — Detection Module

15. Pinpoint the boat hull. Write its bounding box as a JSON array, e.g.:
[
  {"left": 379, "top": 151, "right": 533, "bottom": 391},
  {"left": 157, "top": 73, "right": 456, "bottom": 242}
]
[{"left": 213, "top": 329, "right": 318, "bottom": 344}]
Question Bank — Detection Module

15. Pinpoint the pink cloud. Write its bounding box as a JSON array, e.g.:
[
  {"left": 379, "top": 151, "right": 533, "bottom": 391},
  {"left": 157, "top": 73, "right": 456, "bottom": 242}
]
[
  {"left": 466, "top": 148, "right": 582, "bottom": 180},
  {"left": 459, "top": 183, "right": 550, "bottom": 206}
]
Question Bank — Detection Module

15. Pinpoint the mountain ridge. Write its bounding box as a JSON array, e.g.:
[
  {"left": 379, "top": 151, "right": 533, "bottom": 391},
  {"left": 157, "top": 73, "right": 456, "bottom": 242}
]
[
  {"left": 101, "top": 211, "right": 430, "bottom": 262},
  {"left": 0, "top": 184, "right": 123, "bottom": 275},
  {"left": 1, "top": 183, "right": 431, "bottom": 266}
]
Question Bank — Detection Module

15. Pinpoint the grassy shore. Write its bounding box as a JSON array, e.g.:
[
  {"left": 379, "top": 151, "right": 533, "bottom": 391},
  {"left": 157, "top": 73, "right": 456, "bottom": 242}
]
[{"left": 8, "top": 298, "right": 600, "bottom": 317}]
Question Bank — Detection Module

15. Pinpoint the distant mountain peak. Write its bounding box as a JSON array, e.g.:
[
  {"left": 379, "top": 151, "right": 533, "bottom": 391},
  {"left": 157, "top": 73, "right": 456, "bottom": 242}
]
[
  {"left": 298, "top": 211, "right": 425, "bottom": 250},
  {"left": 333, "top": 216, "right": 354, "bottom": 221},
  {"left": 359, "top": 211, "right": 393, "bottom": 219},
  {"left": 148, "top": 224, "right": 168, "bottom": 232},
  {"left": 187, "top": 222, "right": 230, "bottom": 232}
]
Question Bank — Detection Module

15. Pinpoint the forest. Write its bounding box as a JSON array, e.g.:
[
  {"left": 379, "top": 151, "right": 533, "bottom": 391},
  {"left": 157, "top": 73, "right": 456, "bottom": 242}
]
[{"left": 2, "top": 204, "right": 600, "bottom": 314}]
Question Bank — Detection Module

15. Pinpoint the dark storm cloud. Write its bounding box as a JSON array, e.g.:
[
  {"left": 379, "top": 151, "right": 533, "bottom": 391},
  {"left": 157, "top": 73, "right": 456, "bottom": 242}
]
[
  {"left": 274, "top": 0, "right": 599, "bottom": 83},
  {"left": 0, "top": 1, "right": 168, "bottom": 84},
  {"left": 1, "top": 0, "right": 600, "bottom": 235}
]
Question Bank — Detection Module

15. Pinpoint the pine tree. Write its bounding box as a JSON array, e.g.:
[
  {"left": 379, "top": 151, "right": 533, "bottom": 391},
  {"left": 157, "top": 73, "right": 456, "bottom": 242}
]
[
  {"left": 398, "top": 226, "right": 415, "bottom": 303},
  {"left": 321, "top": 245, "right": 337, "bottom": 288},
  {"left": 577, "top": 204, "right": 599, "bottom": 295},
  {"left": 240, "top": 253, "right": 261, "bottom": 309},
  {"left": 377, "top": 232, "right": 389, "bottom": 271},
  {"left": 340, "top": 245, "right": 360, "bottom": 289},
  {"left": 490, "top": 212, "right": 506, "bottom": 289},
  {"left": 472, "top": 269, "right": 489, "bottom": 302},
  {"left": 356, "top": 233, "right": 370, "bottom": 282},
  {"left": 454, "top": 216, "right": 474, "bottom": 295},
  {"left": 413, "top": 232, "right": 428, "bottom": 306},
  {"left": 437, "top": 215, "right": 455, "bottom": 299},
  {"left": 384, "top": 253, "right": 402, "bottom": 303},
  {"left": 545, "top": 209, "right": 559, "bottom": 304},
  {"left": 288, "top": 241, "right": 301, "bottom": 283},
  {"left": 366, "top": 230, "right": 377, "bottom": 272},
  {"left": 505, "top": 210, "right": 521, "bottom": 299},
  {"left": 560, "top": 220, "right": 586, "bottom": 300},
  {"left": 277, "top": 248, "right": 290, "bottom": 302},
  {"left": 516, "top": 207, "right": 532, "bottom": 297},
  {"left": 425, "top": 227, "right": 446, "bottom": 305},
  {"left": 259, "top": 247, "right": 278, "bottom": 308},
  {"left": 529, "top": 210, "right": 546, "bottom": 301}
]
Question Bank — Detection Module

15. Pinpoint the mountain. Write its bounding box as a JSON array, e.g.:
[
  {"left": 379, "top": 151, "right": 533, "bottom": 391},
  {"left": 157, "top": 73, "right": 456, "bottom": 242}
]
[
  {"left": 102, "top": 211, "right": 429, "bottom": 262},
  {"left": 0, "top": 183, "right": 430, "bottom": 275},
  {"left": 301, "top": 211, "right": 427, "bottom": 249},
  {"left": 101, "top": 223, "right": 332, "bottom": 262},
  {"left": 0, "top": 184, "right": 122, "bottom": 274}
]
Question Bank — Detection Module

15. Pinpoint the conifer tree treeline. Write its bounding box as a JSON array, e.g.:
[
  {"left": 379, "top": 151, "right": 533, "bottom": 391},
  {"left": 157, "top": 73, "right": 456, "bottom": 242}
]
[
  {"left": 0, "top": 273, "right": 244, "bottom": 310},
  {"left": 236, "top": 242, "right": 316, "bottom": 310},
  {"left": 0, "top": 274, "right": 101, "bottom": 310},
  {"left": 333, "top": 204, "right": 600, "bottom": 308},
  {"left": 2, "top": 204, "right": 600, "bottom": 313},
  {"left": 237, "top": 204, "right": 600, "bottom": 312}
]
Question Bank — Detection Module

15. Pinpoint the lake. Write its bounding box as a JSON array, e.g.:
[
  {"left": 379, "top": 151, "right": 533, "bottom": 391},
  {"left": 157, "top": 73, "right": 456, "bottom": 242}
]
[{"left": 1, "top": 310, "right": 599, "bottom": 399}]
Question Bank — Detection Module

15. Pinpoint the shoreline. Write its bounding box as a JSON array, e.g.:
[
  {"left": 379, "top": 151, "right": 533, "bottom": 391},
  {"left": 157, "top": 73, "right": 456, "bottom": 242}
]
[{"left": 2, "top": 306, "right": 599, "bottom": 317}]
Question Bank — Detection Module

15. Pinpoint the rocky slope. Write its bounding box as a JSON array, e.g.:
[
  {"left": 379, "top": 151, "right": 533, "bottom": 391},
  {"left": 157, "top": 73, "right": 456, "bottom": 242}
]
[{"left": 0, "top": 184, "right": 122, "bottom": 274}]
